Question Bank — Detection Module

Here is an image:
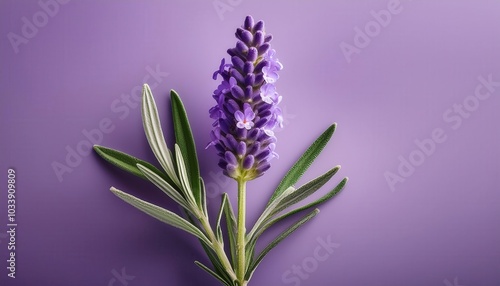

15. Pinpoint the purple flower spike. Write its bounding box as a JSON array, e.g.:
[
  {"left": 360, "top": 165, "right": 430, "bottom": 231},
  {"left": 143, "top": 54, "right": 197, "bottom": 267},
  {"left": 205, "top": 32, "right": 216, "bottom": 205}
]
[{"left": 208, "top": 15, "right": 283, "bottom": 181}]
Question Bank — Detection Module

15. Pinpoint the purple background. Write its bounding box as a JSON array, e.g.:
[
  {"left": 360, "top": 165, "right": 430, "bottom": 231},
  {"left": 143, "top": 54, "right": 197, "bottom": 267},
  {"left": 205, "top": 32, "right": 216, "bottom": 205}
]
[{"left": 1, "top": 0, "right": 500, "bottom": 285}]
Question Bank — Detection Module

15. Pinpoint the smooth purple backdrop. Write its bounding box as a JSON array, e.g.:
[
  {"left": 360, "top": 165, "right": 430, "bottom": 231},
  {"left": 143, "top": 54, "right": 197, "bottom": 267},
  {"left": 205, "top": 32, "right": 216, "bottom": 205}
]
[{"left": 1, "top": 1, "right": 499, "bottom": 285}]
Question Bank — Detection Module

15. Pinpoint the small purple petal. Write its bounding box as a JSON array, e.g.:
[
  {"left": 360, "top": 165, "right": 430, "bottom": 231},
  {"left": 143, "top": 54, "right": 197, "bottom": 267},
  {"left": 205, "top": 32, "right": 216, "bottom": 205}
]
[
  {"left": 253, "top": 20, "right": 264, "bottom": 32},
  {"left": 226, "top": 134, "right": 239, "bottom": 151},
  {"left": 247, "top": 47, "right": 258, "bottom": 62},
  {"left": 242, "top": 155, "right": 255, "bottom": 169},
  {"left": 232, "top": 56, "right": 245, "bottom": 71},
  {"left": 256, "top": 161, "right": 271, "bottom": 173},
  {"left": 235, "top": 127, "right": 247, "bottom": 139},
  {"left": 253, "top": 31, "right": 264, "bottom": 47},
  {"left": 255, "top": 149, "right": 271, "bottom": 161},
  {"left": 244, "top": 16, "right": 254, "bottom": 31},
  {"left": 236, "top": 141, "right": 247, "bottom": 156},
  {"left": 240, "top": 30, "right": 253, "bottom": 46},
  {"left": 243, "top": 62, "right": 254, "bottom": 74},
  {"left": 264, "top": 34, "right": 273, "bottom": 43},
  {"left": 231, "top": 85, "right": 245, "bottom": 100},
  {"left": 247, "top": 129, "right": 260, "bottom": 141},
  {"left": 243, "top": 103, "right": 255, "bottom": 120},
  {"left": 254, "top": 73, "right": 265, "bottom": 85},
  {"left": 225, "top": 151, "right": 238, "bottom": 165},
  {"left": 258, "top": 43, "right": 270, "bottom": 56},
  {"left": 226, "top": 99, "right": 240, "bottom": 114},
  {"left": 231, "top": 69, "right": 245, "bottom": 84},
  {"left": 244, "top": 74, "right": 255, "bottom": 86},
  {"left": 255, "top": 117, "right": 268, "bottom": 128},
  {"left": 244, "top": 86, "right": 253, "bottom": 100},
  {"left": 247, "top": 141, "right": 260, "bottom": 155},
  {"left": 254, "top": 60, "right": 268, "bottom": 72}
]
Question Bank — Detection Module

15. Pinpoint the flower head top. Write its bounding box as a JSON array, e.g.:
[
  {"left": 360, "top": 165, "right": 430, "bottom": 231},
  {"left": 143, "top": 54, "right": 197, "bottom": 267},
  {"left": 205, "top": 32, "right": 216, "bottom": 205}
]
[{"left": 208, "top": 15, "right": 283, "bottom": 181}]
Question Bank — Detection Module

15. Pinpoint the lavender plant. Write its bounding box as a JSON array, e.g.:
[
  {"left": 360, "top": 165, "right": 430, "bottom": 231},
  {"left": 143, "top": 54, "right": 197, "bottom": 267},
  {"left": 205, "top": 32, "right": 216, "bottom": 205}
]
[{"left": 93, "top": 16, "right": 347, "bottom": 286}]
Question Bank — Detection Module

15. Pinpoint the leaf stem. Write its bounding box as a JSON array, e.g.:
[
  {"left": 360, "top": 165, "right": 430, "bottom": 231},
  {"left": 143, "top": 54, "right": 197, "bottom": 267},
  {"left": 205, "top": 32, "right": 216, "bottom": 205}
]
[
  {"left": 198, "top": 213, "right": 237, "bottom": 282},
  {"left": 236, "top": 179, "right": 247, "bottom": 285}
]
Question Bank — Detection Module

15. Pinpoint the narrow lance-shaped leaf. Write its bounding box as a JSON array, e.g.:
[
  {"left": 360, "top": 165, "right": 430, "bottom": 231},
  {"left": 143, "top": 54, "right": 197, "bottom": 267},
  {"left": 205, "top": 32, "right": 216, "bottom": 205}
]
[
  {"left": 245, "top": 209, "right": 320, "bottom": 280},
  {"left": 110, "top": 187, "right": 210, "bottom": 245},
  {"left": 194, "top": 261, "right": 232, "bottom": 286},
  {"left": 250, "top": 177, "right": 348, "bottom": 248},
  {"left": 141, "top": 84, "right": 180, "bottom": 187},
  {"left": 136, "top": 163, "right": 192, "bottom": 212},
  {"left": 267, "top": 124, "right": 336, "bottom": 205},
  {"left": 271, "top": 166, "right": 340, "bottom": 217},
  {"left": 93, "top": 145, "right": 174, "bottom": 184},
  {"left": 247, "top": 186, "right": 296, "bottom": 241},
  {"left": 269, "top": 177, "right": 348, "bottom": 228},
  {"left": 184, "top": 210, "right": 236, "bottom": 284},
  {"left": 174, "top": 144, "right": 197, "bottom": 207},
  {"left": 171, "top": 90, "right": 202, "bottom": 207},
  {"left": 215, "top": 194, "right": 228, "bottom": 244}
]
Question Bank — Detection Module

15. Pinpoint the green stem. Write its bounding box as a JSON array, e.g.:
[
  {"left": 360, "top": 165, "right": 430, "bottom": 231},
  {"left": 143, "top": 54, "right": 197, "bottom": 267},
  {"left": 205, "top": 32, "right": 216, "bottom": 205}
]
[
  {"left": 198, "top": 214, "right": 237, "bottom": 282},
  {"left": 236, "top": 179, "right": 247, "bottom": 285}
]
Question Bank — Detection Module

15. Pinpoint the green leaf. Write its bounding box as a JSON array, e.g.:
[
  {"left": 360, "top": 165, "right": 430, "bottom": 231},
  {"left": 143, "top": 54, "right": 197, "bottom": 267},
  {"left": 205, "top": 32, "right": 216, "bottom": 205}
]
[
  {"left": 136, "top": 163, "right": 192, "bottom": 212},
  {"left": 215, "top": 195, "right": 227, "bottom": 244},
  {"left": 171, "top": 90, "right": 202, "bottom": 207},
  {"left": 185, "top": 211, "right": 235, "bottom": 285},
  {"left": 249, "top": 177, "right": 347, "bottom": 250},
  {"left": 110, "top": 187, "right": 210, "bottom": 245},
  {"left": 174, "top": 144, "right": 197, "bottom": 206},
  {"left": 272, "top": 166, "right": 340, "bottom": 217},
  {"left": 141, "top": 84, "right": 180, "bottom": 186},
  {"left": 199, "top": 177, "right": 208, "bottom": 217},
  {"left": 270, "top": 177, "right": 348, "bottom": 226},
  {"left": 268, "top": 124, "right": 336, "bottom": 205},
  {"left": 93, "top": 145, "right": 168, "bottom": 182},
  {"left": 247, "top": 186, "right": 296, "bottom": 242},
  {"left": 245, "top": 209, "right": 320, "bottom": 280},
  {"left": 194, "top": 261, "right": 232, "bottom": 286}
]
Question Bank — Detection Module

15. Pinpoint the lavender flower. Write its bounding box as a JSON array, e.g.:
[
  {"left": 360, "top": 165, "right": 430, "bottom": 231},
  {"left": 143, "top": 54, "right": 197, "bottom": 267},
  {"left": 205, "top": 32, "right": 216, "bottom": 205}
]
[{"left": 208, "top": 15, "right": 283, "bottom": 181}]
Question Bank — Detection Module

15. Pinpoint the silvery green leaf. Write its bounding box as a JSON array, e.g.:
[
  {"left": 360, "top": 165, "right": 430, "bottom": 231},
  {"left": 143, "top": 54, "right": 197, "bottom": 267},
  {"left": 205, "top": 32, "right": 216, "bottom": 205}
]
[
  {"left": 271, "top": 166, "right": 340, "bottom": 217},
  {"left": 136, "top": 163, "right": 192, "bottom": 212},
  {"left": 93, "top": 145, "right": 174, "bottom": 184},
  {"left": 174, "top": 144, "right": 197, "bottom": 206},
  {"left": 247, "top": 186, "right": 295, "bottom": 242},
  {"left": 185, "top": 211, "right": 236, "bottom": 285},
  {"left": 141, "top": 84, "right": 180, "bottom": 187},
  {"left": 248, "top": 177, "right": 347, "bottom": 251},
  {"left": 199, "top": 177, "right": 208, "bottom": 217},
  {"left": 110, "top": 187, "right": 210, "bottom": 245},
  {"left": 170, "top": 90, "right": 202, "bottom": 207},
  {"left": 245, "top": 209, "right": 320, "bottom": 281},
  {"left": 267, "top": 124, "right": 336, "bottom": 205},
  {"left": 194, "top": 261, "right": 232, "bottom": 286},
  {"left": 269, "top": 177, "right": 348, "bottom": 227},
  {"left": 215, "top": 195, "right": 227, "bottom": 244}
]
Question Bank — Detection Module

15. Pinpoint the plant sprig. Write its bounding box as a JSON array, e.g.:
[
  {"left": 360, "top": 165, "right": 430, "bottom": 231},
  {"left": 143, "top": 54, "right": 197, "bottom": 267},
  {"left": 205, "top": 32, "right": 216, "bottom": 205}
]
[{"left": 93, "top": 84, "right": 347, "bottom": 286}]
